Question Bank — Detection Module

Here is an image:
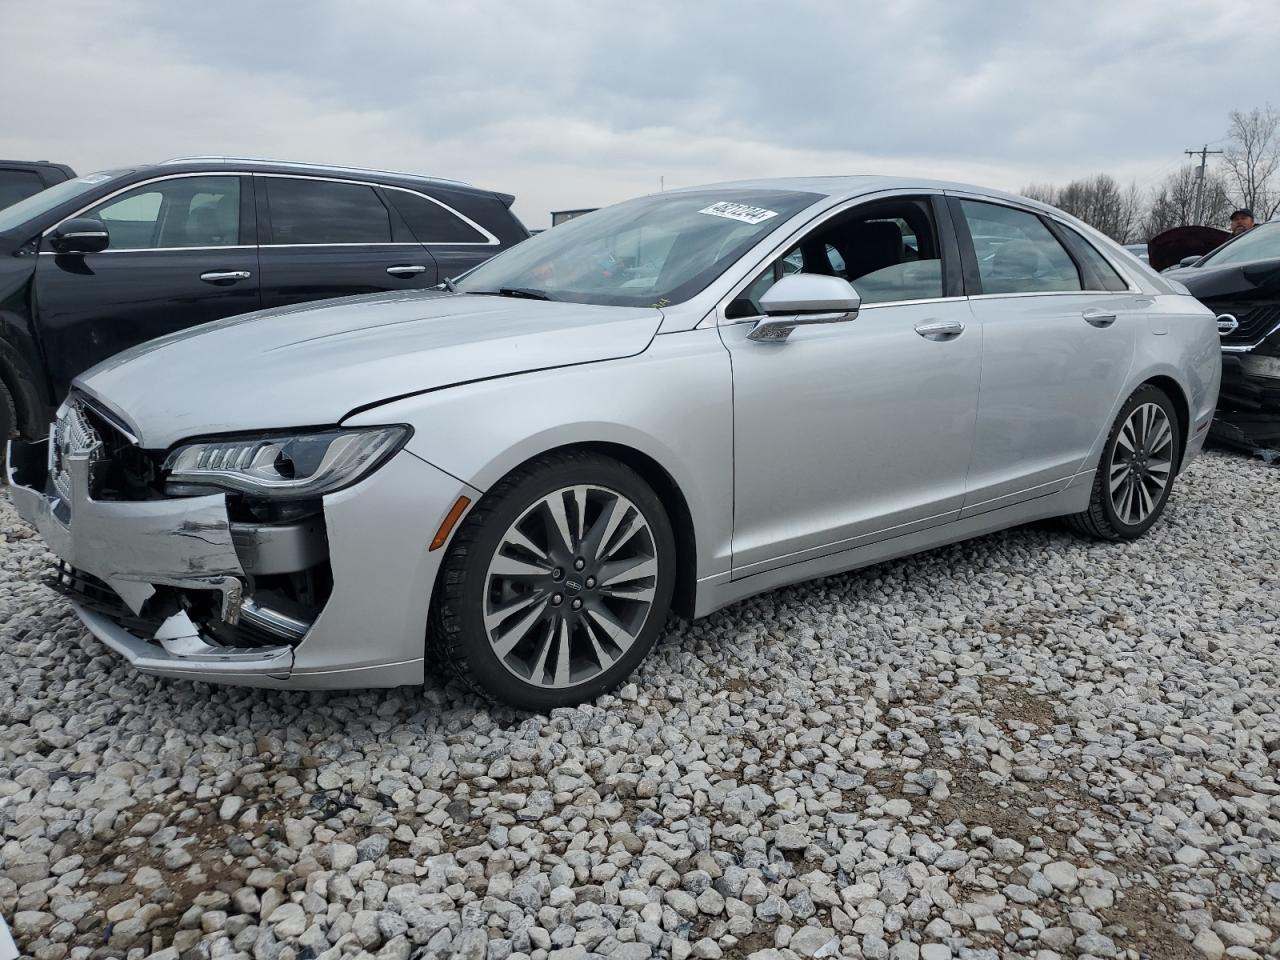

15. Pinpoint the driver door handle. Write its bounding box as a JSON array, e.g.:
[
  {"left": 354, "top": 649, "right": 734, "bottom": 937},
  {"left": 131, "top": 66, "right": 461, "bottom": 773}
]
[
  {"left": 913, "top": 319, "right": 965, "bottom": 341},
  {"left": 1082, "top": 308, "right": 1118, "bottom": 327},
  {"left": 200, "top": 270, "right": 252, "bottom": 284},
  {"left": 386, "top": 264, "right": 428, "bottom": 276}
]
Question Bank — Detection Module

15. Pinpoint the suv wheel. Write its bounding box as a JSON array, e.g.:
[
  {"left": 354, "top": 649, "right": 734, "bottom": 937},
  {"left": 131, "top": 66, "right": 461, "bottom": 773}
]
[
  {"left": 431, "top": 451, "right": 675, "bottom": 710},
  {"left": 1066, "top": 384, "right": 1181, "bottom": 541}
]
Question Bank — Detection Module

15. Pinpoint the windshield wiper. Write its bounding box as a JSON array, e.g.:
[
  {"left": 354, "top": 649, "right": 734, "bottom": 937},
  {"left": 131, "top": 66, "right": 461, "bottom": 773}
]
[{"left": 466, "top": 286, "right": 557, "bottom": 302}]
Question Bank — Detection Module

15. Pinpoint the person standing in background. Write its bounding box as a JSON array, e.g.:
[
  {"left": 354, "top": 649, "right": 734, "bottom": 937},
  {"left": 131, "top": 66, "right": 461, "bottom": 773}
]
[{"left": 1229, "top": 208, "right": 1256, "bottom": 234}]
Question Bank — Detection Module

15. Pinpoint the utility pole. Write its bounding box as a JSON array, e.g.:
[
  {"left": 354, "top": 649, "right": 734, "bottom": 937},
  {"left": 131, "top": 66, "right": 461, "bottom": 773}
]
[{"left": 1185, "top": 144, "right": 1224, "bottom": 225}]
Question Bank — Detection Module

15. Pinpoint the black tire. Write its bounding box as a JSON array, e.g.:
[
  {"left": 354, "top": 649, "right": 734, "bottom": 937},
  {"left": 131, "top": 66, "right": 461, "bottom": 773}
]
[
  {"left": 1065, "top": 384, "right": 1182, "bottom": 541},
  {"left": 0, "top": 379, "right": 15, "bottom": 480},
  {"left": 430, "top": 450, "right": 676, "bottom": 710}
]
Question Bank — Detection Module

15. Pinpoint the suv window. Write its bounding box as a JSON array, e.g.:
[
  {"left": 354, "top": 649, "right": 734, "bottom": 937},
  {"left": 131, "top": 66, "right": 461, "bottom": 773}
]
[
  {"left": 265, "top": 178, "right": 392, "bottom": 244},
  {"left": 0, "top": 169, "right": 46, "bottom": 209},
  {"left": 84, "top": 176, "right": 241, "bottom": 249},
  {"left": 960, "top": 200, "right": 1081, "bottom": 294},
  {"left": 1060, "top": 225, "right": 1129, "bottom": 291},
  {"left": 727, "top": 197, "right": 945, "bottom": 317},
  {"left": 386, "top": 190, "right": 487, "bottom": 243}
]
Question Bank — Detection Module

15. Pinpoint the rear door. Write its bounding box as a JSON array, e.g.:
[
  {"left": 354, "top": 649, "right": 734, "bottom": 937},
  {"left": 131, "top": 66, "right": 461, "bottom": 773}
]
[
  {"left": 951, "top": 196, "right": 1139, "bottom": 515},
  {"left": 35, "top": 173, "right": 259, "bottom": 397},
  {"left": 256, "top": 175, "right": 439, "bottom": 308},
  {"left": 381, "top": 187, "right": 506, "bottom": 282}
]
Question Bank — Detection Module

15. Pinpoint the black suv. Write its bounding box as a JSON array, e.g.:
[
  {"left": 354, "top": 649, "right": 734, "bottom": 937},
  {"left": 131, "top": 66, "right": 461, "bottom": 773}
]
[
  {"left": 0, "top": 160, "right": 75, "bottom": 209},
  {"left": 0, "top": 157, "right": 528, "bottom": 446}
]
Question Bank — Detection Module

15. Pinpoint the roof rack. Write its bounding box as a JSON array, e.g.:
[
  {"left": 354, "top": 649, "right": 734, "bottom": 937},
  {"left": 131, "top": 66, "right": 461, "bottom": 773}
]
[{"left": 159, "top": 156, "right": 472, "bottom": 188}]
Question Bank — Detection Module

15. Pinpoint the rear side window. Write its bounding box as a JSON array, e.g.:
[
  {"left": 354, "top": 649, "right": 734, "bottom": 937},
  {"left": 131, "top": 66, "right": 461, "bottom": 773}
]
[
  {"left": 1061, "top": 226, "right": 1129, "bottom": 291},
  {"left": 265, "top": 178, "right": 392, "bottom": 244},
  {"left": 0, "top": 169, "right": 46, "bottom": 209},
  {"left": 387, "top": 191, "right": 487, "bottom": 243},
  {"left": 960, "top": 200, "right": 1081, "bottom": 294}
]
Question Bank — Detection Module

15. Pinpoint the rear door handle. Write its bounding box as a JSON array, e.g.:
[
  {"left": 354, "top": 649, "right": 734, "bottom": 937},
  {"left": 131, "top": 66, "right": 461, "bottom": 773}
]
[
  {"left": 200, "top": 270, "right": 252, "bottom": 284},
  {"left": 913, "top": 319, "right": 965, "bottom": 341},
  {"left": 1082, "top": 309, "right": 1117, "bottom": 328},
  {"left": 386, "top": 264, "right": 428, "bottom": 277}
]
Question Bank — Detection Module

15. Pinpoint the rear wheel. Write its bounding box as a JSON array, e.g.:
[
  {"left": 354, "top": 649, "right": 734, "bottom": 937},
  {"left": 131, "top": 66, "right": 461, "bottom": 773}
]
[
  {"left": 1065, "top": 384, "right": 1181, "bottom": 541},
  {"left": 431, "top": 451, "right": 675, "bottom": 710}
]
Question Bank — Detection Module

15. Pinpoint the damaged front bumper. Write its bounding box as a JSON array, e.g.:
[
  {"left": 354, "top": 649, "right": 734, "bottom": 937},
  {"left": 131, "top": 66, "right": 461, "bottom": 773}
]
[
  {"left": 8, "top": 437, "right": 298, "bottom": 681},
  {"left": 7, "top": 435, "right": 479, "bottom": 689}
]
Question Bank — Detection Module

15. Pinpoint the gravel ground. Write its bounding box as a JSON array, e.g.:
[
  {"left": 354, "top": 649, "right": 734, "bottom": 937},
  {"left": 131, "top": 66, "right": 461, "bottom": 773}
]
[{"left": 1, "top": 449, "right": 1278, "bottom": 960}]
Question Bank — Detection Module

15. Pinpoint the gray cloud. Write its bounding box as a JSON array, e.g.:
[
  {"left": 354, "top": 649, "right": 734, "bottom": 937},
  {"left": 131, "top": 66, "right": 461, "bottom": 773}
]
[{"left": 4, "top": 0, "right": 1277, "bottom": 226}]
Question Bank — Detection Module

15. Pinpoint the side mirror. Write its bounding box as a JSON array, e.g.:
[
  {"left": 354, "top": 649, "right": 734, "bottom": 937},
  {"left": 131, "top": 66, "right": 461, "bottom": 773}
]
[
  {"left": 49, "top": 218, "right": 110, "bottom": 254},
  {"left": 1178, "top": 255, "right": 1201, "bottom": 268},
  {"left": 749, "top": 274, "right": 861, "bottom": 342}
]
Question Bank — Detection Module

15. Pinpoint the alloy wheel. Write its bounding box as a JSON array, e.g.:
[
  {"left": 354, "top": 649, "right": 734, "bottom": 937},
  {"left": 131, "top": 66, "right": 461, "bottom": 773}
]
[
  {"left": 1108, "top": 402, "right": 1174, "bottom": 526},
  {"left": 482, "top": 484, "right": 659, "bottom": 689}
]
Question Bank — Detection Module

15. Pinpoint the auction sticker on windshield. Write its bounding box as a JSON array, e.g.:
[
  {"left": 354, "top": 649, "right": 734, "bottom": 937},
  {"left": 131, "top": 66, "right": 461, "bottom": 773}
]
[{"left": 699, "top": 202, "right": 779, "bottom": 225}]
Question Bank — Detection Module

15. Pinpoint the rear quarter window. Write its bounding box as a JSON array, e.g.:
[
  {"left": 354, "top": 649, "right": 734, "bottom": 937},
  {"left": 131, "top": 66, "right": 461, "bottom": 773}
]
[{"left": 387, "top": 191, "right": 488, "bottom": 244}]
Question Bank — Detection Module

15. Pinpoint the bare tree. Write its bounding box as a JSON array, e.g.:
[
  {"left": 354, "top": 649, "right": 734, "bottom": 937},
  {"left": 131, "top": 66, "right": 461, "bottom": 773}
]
[
  {"left": 1223, "top": 105, "right": 1280, "bottom": 218},
  {"left": 1144, "top": 166, "right": 1233, "bottom": 235},
  {"left": 1021, "top": 174, "right": 1144, "bottom": 242}
]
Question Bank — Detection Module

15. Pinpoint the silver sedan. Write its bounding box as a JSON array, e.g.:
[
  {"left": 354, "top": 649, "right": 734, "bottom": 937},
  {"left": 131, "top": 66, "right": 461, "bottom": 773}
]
[{"left": 8, "top": 177, "right": 1221, "bottom": 709}]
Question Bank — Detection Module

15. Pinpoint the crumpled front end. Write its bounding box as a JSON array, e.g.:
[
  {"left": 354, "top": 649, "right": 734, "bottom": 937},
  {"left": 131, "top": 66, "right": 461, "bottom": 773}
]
[{"left": 7, "top": 398, "right": 475, "bottom": 688}]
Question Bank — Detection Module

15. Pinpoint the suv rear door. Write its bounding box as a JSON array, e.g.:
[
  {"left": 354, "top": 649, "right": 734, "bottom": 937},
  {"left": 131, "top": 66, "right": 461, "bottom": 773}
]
[
  {"left": 255, "top": 174, "right": 441, "bottom": 308},
  {"left": 34, "top": 173, "right": 260, "bottom": 398}
]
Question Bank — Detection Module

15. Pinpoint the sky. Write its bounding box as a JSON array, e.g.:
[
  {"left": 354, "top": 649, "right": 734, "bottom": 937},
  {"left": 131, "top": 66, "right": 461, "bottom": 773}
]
[{"left": 3, "top": 1, "right": 1277, "bottom": 228}]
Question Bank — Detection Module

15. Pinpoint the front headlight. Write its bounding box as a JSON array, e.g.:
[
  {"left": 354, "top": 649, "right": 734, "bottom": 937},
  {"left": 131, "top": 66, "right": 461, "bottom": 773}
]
[{"left": 163, "top": 426, "right": 410, "bottom": 498}]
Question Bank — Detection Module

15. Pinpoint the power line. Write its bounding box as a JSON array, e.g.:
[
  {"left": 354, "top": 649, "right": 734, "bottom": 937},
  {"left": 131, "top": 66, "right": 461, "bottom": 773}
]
[{"left": 1185, "top": 144, "right": 1225, "bottom": 224}]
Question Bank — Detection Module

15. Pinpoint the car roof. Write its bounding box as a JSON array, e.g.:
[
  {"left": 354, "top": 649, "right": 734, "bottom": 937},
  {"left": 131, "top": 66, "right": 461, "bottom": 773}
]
[
  {"left": 144, "top": 157, "right": 508, "bottom": 201},
  {"left": 667, "top": 175, "right": 1050, "bottom": 209}
]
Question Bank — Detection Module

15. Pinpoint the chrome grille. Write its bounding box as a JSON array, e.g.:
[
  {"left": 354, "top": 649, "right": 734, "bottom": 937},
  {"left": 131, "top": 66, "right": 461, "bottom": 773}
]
[
  {"left": 51, "top": 402, "right": 103, "bottom": 502},
  {"left": 1218, "top": 302, "right": 1280, "bottom": 346}
]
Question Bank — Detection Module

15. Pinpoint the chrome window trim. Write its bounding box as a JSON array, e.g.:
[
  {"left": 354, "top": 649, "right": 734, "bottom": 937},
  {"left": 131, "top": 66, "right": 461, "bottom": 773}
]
[
  {"left": 708, "top": 188, "right": 960, "bottom": 328},
  {"left": 255, "top": 173, "right": 499, "bottom": 247},
  {"left": 718, "top": 296, "right": 970, "bottom": 327},
  {"left": 161, "top": 156, "right": 473, "bottom": 188},
  {"left": 943, "top": 189, "right": 1143, "bottom": 294},
  {"left": 42, "top": 170, "right": 500, "bottom": 249}
]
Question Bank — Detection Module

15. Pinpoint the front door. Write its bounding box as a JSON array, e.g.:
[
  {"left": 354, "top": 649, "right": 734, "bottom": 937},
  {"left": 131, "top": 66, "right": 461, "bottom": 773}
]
[
  {"left": 255, "top": 175, "right": 439, "bottom": 309},
  {"left": 950, "top": 197, "right": 1139, "bottom": 514},
  {"left": 35, "top": 174, "right": 259, "bottom": 398},
  {"left": 721, "top": 195, "right": 981, "bottom": 576}
]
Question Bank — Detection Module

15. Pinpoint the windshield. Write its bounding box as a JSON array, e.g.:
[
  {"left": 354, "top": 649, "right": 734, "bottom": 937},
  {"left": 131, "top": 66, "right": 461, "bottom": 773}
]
[
  {"left": 0, "top": 170, "right": 131, "bottom": 234},
  {"left": 1200, "top": 221, "right": 1280, "bottom": 267},
  {"left": 457, "top": 189, "right": 822, "bottom": 307}
]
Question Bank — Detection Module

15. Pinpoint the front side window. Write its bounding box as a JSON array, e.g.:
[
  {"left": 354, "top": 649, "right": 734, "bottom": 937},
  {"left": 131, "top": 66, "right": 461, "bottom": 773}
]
[
  {"left": 456, "top": 189, "right": 821, "bottom": 307},
  {"left": 726, "top": 197, "right": 945, "bottom": 317},
  {"left": 83, "top": 176, "right": 241, "bottom": 249},
  {"left": 265, "top": 178, "right": 392, "bottom": 244},
  {"left": 960, "top": 200, "right": 1081, "bottom": 294},
  {"left": 1199, "top": 220, "right": 1280, "bottom": 267}
]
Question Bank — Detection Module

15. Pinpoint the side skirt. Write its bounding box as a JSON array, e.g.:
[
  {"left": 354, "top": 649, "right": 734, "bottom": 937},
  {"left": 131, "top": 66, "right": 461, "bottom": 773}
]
[{"left": 692, "top": 478, "right": 1092, "bottom": 618}]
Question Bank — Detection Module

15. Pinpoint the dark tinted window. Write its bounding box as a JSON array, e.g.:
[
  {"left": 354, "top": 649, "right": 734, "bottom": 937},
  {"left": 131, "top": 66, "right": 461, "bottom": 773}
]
[
  {"left": 265, "top": 178, "right": 392, "bottom": 244},
  {"left": 388, "top": 191, "right": 486, "bottom": 243},
  {"left": 1062, "top": 226, "right": 1129, "bottom": 291},
  {"left": 960, "top": 200, "right": 1081, "bottom": 294},
  {"left": 0, "top": 169, "right": 46, "bottom": 209},
  {"left": 84, "top": 176, "right": 240, "bottom": 248}
]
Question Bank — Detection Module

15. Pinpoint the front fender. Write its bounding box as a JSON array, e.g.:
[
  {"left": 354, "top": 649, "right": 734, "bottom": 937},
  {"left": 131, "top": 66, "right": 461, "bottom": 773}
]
[{"left": 342, "top": 328, "right": 735, "bottom": 581}]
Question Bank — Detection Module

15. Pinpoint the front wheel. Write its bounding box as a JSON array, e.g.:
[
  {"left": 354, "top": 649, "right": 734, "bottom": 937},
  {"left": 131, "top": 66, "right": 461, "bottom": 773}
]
[
  {"left": 1065, "top": 384, "right": 1182, "bottom": 541},
  {"left": 430, "top": 451, "right": 675, "bottom": 710}
]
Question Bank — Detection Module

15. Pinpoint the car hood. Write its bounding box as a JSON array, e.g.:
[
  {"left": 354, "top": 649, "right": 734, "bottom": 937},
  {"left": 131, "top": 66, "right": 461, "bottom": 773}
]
[
  {"left": 74, "top": 290, "right": 663, "bottom": 449},
  {"left": 1166, "top": 257, "right": 1280, "bottom": 300}
]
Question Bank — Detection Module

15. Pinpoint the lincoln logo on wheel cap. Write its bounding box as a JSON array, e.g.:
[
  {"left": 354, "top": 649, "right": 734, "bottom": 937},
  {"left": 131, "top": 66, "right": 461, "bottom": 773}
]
[{"left": 565, "top": 578, "right": 583, "bottom": 592}]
